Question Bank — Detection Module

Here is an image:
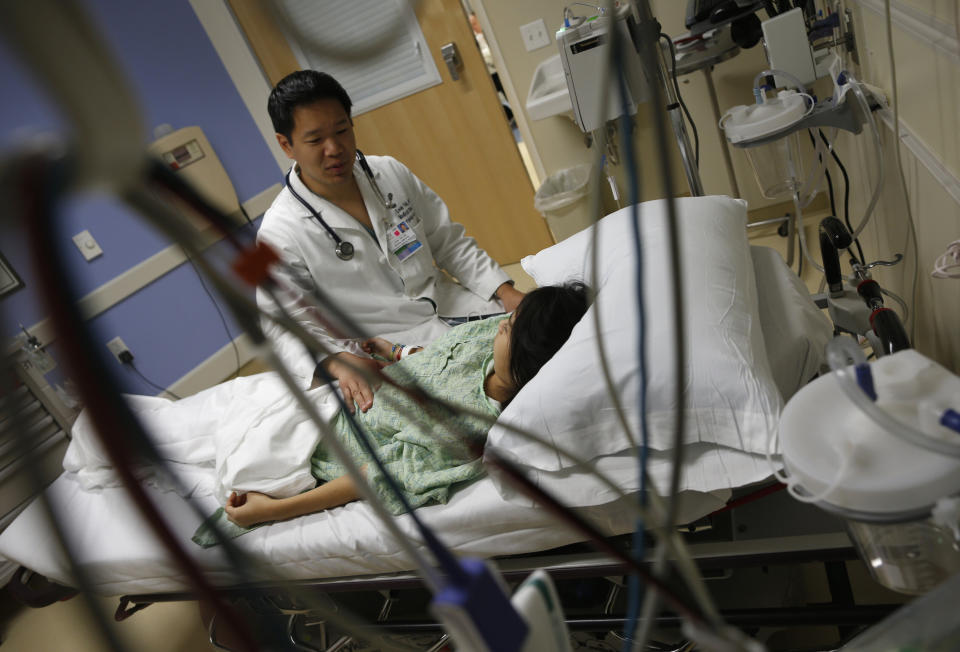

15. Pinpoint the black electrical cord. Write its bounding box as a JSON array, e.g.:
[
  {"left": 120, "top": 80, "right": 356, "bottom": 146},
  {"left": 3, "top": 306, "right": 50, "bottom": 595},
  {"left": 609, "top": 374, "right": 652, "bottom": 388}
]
[
  {"left": 147, "top": 158, "right": 246, "bottom": 247},
  {"left": 186, "top": 253, "right": 242, "bottom": 381},
  {"left": 819, "top": 129, "right": 865, "bottom": 264},
  {"left": 660, "top": 33, "right": 700, "bottom": 167},
  {"left": 125, "top": 358, "right": 182, "bottom": 400},
  {"left": 239, "top": 202, "right": 255, "bottom": 229},
  {"left": 21, "top": 155, "right": 261, "bottom": 652}
]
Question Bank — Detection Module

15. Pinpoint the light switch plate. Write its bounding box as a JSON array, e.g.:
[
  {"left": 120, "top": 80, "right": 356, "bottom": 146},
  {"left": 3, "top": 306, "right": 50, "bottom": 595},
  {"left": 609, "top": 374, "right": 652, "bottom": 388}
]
[
  {"left": 72, "top": 230, "right": 103, "bottom": 261},
  {"left": 520, "top": 18, "right": 550, "bottom": 52}
]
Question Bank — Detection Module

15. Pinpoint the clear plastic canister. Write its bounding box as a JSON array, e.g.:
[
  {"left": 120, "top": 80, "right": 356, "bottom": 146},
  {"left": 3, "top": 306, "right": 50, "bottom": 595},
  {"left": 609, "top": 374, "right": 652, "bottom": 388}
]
[
  {"left": 721, "top": 90, "right": 809, "bottom": 199},
  {"left": 846, "top": 516, "right": 960, "bottom": 595},
  {"left": 742, "top": 132, "right": 804, "bottom": 199},
  {"left": 778, "top": 349, "right": 960, "bottom": 595}
]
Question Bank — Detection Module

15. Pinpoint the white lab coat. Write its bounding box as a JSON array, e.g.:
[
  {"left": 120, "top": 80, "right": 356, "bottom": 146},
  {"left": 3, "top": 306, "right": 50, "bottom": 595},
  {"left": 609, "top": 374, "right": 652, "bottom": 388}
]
[{"left": 257, "top": 155, "right": 511, "bottom": 385}]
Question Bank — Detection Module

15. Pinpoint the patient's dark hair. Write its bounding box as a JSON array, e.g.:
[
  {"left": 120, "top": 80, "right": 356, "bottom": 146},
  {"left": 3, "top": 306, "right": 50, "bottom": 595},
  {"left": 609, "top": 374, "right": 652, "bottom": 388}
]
[
  {"left": 268, "top": 70, "right": 353, "bottom": 140},
  {"left": 509, "top": 282, "right": 590, "bottom": 393}
]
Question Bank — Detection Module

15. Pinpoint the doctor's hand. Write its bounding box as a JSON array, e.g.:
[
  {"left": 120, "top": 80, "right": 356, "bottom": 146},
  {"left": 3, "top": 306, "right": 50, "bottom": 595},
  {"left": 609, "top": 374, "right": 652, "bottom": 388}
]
[
  {"left": 319, "top": 352, "right": 384, "bottom": 413},
  {"left": 224, "top": 491, "right": 276, "bottom": 528},
  {"left": 495, "top": 282, "right": 525, "bottom": 313}
]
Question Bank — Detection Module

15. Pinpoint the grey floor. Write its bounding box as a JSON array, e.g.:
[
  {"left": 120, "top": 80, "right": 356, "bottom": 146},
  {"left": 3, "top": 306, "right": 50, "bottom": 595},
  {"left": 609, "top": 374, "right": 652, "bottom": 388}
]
[{"left": 1, "top": 594, "right": 214, "bottom": 651}]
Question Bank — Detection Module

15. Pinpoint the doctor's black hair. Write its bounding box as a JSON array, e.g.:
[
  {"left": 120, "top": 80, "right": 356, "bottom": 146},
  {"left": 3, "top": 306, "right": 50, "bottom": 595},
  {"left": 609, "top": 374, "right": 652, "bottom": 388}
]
[
  {"left": 508, "top": 282, "right": 590, "bottom": 395},
  {"left": 268, "top": 70, "right": 353, "bottom": 141}
]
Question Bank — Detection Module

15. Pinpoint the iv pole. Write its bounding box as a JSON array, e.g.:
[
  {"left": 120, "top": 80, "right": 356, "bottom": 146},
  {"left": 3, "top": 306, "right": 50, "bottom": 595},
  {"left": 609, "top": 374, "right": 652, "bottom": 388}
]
[{"left": 628, "top": 0, "right": 705, "bottom": 197}]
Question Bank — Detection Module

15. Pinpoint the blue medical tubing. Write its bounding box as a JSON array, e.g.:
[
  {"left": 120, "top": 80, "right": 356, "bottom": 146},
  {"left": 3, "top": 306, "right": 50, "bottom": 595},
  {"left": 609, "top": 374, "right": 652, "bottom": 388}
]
[
  {"left": 312, "top": 364, "right": 469, "bottom": 586},
  {"left": 314, "top": 366, "right": 530, "bottom": 649},
  {"left": 611, "top": 35, "right": 651, "bottom": 650}
]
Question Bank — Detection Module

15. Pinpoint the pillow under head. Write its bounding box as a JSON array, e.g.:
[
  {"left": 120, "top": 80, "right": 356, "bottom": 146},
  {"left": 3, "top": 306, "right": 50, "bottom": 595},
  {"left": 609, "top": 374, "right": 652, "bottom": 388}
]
[{"left": 486, "top": 196, "right": 783, "bottom": 477}]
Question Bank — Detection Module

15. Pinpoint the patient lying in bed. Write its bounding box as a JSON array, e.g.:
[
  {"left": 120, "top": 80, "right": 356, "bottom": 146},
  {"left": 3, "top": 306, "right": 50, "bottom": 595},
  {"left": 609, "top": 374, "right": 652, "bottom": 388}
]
[
  {"left": 211, "top": 283, "right": 589, "bottom": 537},
  {"left": 56, "top": 284, "right": 588, "bottom": 548}
]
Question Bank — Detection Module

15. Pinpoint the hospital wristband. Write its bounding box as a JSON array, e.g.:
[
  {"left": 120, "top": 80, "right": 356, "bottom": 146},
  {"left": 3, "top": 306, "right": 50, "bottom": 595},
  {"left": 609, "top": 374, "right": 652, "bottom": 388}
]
[
  {"left": 391, "top": 343, "right": 404, "bottom": 362},
  {"left": 399, "top": 345, "right": 421, "bottom": 360}
]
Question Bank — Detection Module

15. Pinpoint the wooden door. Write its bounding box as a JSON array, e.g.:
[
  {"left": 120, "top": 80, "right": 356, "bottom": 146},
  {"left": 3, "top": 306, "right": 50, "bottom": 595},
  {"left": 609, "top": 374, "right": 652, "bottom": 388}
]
[{"left": 228, "top": 0, "right": 554, "bottom": 264}]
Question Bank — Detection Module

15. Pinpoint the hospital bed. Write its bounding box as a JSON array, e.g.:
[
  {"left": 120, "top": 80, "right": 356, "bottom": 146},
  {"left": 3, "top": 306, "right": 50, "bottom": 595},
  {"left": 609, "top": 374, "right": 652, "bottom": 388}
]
[{"left": 0, "top": 197, "right": 887, "bottom": 646}]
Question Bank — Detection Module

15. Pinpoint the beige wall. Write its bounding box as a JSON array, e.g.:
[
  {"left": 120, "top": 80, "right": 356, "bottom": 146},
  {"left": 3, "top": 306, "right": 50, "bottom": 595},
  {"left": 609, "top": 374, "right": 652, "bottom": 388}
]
[
  {"left": 478, "top": 0, "right": 960, "bottom": 371},
  {"left": 832, "top": 0, "right": 960, "bottom": 370},
  {"left": 475, "top": 1, "right": 789, "bottom": 213}
]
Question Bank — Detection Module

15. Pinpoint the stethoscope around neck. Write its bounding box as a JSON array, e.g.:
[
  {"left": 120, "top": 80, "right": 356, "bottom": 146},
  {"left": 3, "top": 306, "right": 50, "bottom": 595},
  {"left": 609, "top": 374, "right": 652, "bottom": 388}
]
[{"left": 284, "top": 150, "right": 395, "bottom": 261}]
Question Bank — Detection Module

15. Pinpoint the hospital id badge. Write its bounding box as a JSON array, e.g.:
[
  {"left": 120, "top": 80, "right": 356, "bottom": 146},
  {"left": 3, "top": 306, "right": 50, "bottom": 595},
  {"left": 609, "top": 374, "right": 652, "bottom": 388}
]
[{"left": 386, "top": 220, "right": 423, "bottom": 262}]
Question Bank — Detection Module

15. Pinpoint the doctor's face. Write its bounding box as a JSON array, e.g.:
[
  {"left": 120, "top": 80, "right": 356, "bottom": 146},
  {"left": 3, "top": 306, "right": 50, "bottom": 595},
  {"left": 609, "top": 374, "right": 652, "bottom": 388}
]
[{"left": 277, "top": 98, "right": 357, "bottom": 198}]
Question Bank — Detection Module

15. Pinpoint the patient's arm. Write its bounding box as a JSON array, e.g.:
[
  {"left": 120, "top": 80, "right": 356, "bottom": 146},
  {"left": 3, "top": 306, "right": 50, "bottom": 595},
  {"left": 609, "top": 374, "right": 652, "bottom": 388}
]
[
  {"left": 362, "top": 337, "right": 423, "bottom": 363},
  {"left": 224, "top": 474, "right": 360, "bottom": 528}
]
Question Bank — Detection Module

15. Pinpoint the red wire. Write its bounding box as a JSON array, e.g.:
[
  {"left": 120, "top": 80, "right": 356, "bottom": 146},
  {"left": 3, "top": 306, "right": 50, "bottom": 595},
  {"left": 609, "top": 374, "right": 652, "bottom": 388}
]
[
  {"left": 20, "top": 158, "right": 260, "bottom": 652},
  {"left": 708, "top": 482, "right": 787, "bottom": 516}
]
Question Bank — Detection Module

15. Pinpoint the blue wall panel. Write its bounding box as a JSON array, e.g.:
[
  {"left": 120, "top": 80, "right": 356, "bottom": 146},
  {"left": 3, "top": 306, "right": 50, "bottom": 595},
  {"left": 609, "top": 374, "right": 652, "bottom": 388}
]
[{"left": 0, "top": 0, "right": 279, "bottom": 393}]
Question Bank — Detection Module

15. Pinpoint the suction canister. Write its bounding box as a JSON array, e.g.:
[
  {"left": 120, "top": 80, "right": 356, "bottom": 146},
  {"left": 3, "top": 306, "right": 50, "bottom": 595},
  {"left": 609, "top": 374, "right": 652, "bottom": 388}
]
[
  {"left": 777, "top": 348, "right": 960, "bottom": 594},
  {"left": 721, "top": 89, "right": 809, "bottom": 199}
]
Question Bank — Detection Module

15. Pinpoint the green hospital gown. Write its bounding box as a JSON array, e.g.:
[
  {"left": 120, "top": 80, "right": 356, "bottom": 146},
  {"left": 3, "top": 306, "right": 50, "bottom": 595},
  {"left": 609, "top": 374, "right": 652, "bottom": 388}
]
[
  {"left": 312, "top": 314, "right": 505, "bottom": 515},
  {"left": 192, "top": 315, "right": 504, "bottom": 547}
]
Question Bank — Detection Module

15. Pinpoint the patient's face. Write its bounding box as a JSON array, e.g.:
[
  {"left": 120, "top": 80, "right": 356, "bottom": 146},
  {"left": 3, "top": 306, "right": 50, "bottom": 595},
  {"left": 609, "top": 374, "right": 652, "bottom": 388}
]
[{"left": 491, "top": 313, "right": 515, "bottom": 390}]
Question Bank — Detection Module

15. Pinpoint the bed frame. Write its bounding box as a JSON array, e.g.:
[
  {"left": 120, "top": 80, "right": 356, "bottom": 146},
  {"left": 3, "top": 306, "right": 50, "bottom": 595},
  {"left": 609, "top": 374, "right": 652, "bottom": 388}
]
[{"left": 100, "top": 487, "right": 904, "bottom": 651}]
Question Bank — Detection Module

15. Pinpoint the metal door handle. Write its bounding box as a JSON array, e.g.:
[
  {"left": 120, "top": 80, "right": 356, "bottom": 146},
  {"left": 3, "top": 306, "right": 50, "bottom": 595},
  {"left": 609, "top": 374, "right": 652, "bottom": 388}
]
[{"left": 441, "top": 42, "right": 462, "bottom": 81}]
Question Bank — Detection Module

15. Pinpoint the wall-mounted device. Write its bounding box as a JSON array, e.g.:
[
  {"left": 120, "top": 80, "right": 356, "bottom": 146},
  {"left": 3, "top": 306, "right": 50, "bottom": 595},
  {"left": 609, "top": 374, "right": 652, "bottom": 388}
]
[
  {"left": 147, "top": 126, "right": 241, "bottom": 230},
  {"left": 556, "top": 7, "right": 648, "bottom": 134},
  {"left": 555, "top": 1, "right": 704, "bottom": 196},
  {"left": 762, "top": 8, "right": 817, "bottom": 88}
]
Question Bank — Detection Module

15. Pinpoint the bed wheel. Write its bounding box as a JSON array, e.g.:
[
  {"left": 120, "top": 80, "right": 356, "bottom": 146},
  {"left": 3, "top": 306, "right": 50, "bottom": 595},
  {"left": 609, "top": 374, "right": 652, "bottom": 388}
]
[{"left": 5, "top": 566, "right": 77, "bottom": 608}]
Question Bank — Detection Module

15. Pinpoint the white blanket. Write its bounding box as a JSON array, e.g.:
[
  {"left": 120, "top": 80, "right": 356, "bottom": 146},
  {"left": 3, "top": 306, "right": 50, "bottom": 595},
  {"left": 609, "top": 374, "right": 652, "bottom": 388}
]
[{"left": 61, "top": 373, "right": 342, "bottom": 503}]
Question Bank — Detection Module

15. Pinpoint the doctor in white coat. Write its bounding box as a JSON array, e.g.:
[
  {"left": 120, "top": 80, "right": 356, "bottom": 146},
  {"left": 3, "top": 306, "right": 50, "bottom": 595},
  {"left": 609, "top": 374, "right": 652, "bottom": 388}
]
[{"left": 257, "top": 70, "right": 525, "bottom": 411}]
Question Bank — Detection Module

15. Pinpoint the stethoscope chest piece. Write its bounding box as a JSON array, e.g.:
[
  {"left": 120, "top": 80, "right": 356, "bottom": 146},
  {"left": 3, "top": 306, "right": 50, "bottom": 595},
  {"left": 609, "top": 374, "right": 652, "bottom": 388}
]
[
  {"left": 285, "top": 152, "right": 394, "bottom": 263},
  {"left": 335, "top": 240, "right": 355, "bottom": 261}
]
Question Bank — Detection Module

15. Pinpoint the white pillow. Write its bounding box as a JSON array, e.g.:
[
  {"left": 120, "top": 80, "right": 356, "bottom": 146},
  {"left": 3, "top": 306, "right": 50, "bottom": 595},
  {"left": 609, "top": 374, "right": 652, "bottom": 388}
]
[{"left": 486, "top": 196, "right": 783, "bottom": 478}]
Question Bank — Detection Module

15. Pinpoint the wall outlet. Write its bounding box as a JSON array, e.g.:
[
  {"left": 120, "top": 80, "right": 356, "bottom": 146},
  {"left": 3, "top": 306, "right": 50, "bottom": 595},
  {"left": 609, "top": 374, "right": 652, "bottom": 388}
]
[
  {"left": 520, "top": 18, "right": 550, "bottom": 52},
  {"left": 106, "top": 336, "right": 131, "bottom": 363}
]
